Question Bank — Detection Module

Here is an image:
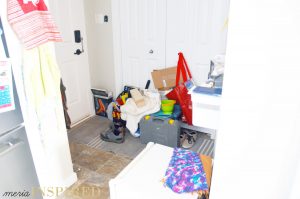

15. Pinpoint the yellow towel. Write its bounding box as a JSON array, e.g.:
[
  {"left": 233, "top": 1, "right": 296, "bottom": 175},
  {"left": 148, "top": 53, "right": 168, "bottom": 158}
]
[
  {"left": 22, "top": 43, "right": 67, "bottom": 150},
  {"left": 23, "top": 43, "right": 61, "bottom": 116}
]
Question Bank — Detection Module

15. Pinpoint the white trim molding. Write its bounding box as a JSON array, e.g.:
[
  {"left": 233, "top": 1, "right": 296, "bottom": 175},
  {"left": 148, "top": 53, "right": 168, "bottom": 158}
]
[{"left": 112, "top": 0, "right": 123, "bottom": 97}]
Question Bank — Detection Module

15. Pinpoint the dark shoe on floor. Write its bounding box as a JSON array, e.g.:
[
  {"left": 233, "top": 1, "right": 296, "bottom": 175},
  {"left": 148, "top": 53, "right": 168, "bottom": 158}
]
[
  {"left": 100, "top": 129, "right": 124, "bottom": 144},
  {"left": 186, "top": 131, "right": 197, "bottom": 141}
]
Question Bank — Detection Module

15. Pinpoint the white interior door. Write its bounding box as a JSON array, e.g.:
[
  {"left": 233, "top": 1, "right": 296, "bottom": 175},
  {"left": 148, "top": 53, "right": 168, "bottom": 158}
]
[
  {"left": 166, "top": 0, "right": 230, "bottom": 85},
  {"left": 119, "top": 0, "right": 167, "bottom": 89},
  {"left": 49, "top": 0, "right": 93, "bottom": 125}
]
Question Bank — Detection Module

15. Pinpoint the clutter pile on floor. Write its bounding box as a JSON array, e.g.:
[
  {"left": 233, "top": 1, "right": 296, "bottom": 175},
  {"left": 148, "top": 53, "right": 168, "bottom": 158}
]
[
  {"left": 93, "top": 52, "right": 224, "bottom": 150},
  {"left": 92, "top": 52, "right": 223, "bottom": 199}
]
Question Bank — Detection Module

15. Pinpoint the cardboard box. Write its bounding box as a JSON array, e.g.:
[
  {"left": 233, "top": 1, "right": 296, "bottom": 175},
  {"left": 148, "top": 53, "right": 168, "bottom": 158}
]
[
  {"left": 151, "top": 66, "right": 179, "bottom": 91},
  {"left": 200, "top": 154, "right": 212, "bottom": 188}
]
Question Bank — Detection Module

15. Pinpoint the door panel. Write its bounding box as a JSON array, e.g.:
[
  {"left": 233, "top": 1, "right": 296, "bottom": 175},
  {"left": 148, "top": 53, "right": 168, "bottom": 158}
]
[
  {"left": 166, "top": 0, "right": 229, "bottom": 85},
  {"left": 120, "top": 0, "right": 167, "bottom": 89},
  {"left": 117, "top": 0, "right": 229, "bottom": 88},
  {"left": 49, "top": 0, "right": 92, "bottom": 124}
]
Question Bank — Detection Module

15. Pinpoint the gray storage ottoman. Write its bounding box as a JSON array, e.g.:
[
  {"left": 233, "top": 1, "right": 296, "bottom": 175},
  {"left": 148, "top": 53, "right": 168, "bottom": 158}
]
[{"left": 140, "top": 116, "right": 180, "bottom": 148}]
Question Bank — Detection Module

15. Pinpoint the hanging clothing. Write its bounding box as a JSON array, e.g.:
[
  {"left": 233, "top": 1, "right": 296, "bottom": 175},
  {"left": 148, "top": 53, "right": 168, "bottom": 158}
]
[
  {"left": 60, "top": 79, "right": 71, "bottom": 129},
  {"left": 7, "top": 0, "right": 62, "bottom": 50},
  {"left": 22, "top": 43, "right": 65, "bottom": 147},
  {"left": 22, "top": 43, "right": 61, "bottom": 112}
]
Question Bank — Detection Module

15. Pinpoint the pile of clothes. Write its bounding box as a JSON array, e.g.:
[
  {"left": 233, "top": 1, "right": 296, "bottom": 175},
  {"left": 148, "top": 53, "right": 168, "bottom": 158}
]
[{"left": 100, "top": 86, "right": 160, "bottom": 143}]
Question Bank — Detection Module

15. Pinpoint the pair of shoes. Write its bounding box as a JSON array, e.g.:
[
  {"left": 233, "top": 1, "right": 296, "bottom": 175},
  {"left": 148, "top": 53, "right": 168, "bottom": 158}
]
[
  {"left": 181, "top": 130, "right": 197, "bottom": 149},
  {"left": 100, "top": 128, "right": 125, "bottom": 144}
]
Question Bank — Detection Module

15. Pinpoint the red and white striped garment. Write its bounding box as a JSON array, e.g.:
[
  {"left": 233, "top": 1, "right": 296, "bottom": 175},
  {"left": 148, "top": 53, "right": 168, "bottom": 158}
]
[{"left": 7, "top": 0, "right": 62, "bottom": 50}]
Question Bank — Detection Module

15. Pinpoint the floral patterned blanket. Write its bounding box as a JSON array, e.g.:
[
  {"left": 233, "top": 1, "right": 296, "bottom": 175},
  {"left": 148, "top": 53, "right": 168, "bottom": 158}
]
[{"left": 163, "top": 148, "right": 209, "bottom": 194}]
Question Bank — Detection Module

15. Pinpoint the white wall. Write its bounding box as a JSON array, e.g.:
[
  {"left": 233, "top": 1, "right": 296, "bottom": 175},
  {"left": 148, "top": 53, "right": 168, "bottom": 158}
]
[
  {"left": 210, "top": 0, "right": 300, "bottom": 199},
  {"left": 84, "top": 0, "right": 116, "bottom": 95}
]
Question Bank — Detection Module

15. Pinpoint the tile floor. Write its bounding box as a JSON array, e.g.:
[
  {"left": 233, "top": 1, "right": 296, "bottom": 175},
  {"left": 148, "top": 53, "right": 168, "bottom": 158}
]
[
  {"left": 57, "top": 141, "right": 132, "bottom": 199},
  {"left": 58, "top": 116, "right": 214, "bottom": 198}
]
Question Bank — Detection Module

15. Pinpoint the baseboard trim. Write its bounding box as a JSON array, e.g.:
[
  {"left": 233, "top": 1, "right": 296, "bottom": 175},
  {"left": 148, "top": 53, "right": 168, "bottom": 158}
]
[
  {"left": 70, "top": 115, "right": 94, "bottom": 128},
  {"left": 62, "top": 172, "right": 78, "bottom": 188},
  {"left": 48, "top": 172, "right": 77, "bottom": 199}
]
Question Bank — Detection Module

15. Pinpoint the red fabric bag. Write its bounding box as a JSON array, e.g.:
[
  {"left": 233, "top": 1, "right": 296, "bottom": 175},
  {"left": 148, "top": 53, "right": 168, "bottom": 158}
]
[
  {"left": 7, "top": 0, "right": 62, "bottom": 50},
  {"left": 166, "top": 52, "right": 193, "bottom": 125}
]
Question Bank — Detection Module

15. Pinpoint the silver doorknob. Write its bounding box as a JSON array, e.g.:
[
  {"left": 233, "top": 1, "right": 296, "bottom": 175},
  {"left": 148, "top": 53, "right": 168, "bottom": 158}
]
[{"left": 149, "top": 49, "right": 154, "bottom": 54}]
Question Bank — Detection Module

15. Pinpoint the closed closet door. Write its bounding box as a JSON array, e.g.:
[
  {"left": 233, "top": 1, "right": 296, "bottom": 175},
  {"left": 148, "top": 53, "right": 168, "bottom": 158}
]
[
  {"left": 120, "top": 0, "right": 167, "bottom": 89},
  {"left": 165, "top": 0, "right": 229, "bottom": 85}
]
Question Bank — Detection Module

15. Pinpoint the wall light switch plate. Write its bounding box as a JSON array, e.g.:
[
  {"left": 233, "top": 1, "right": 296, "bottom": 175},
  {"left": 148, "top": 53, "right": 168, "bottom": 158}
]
[{"left": 95, "top": 14, "right": 104, "bottom": 24}]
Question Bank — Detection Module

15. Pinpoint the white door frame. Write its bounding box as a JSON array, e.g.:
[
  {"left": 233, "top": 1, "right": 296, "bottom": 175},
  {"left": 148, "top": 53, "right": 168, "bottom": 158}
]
[
  {"left": 112, "top": 0, "right": 124, "bottom": 96},
  {"left": 49, "top": 0, "right": 94, "bottom": 125}
]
